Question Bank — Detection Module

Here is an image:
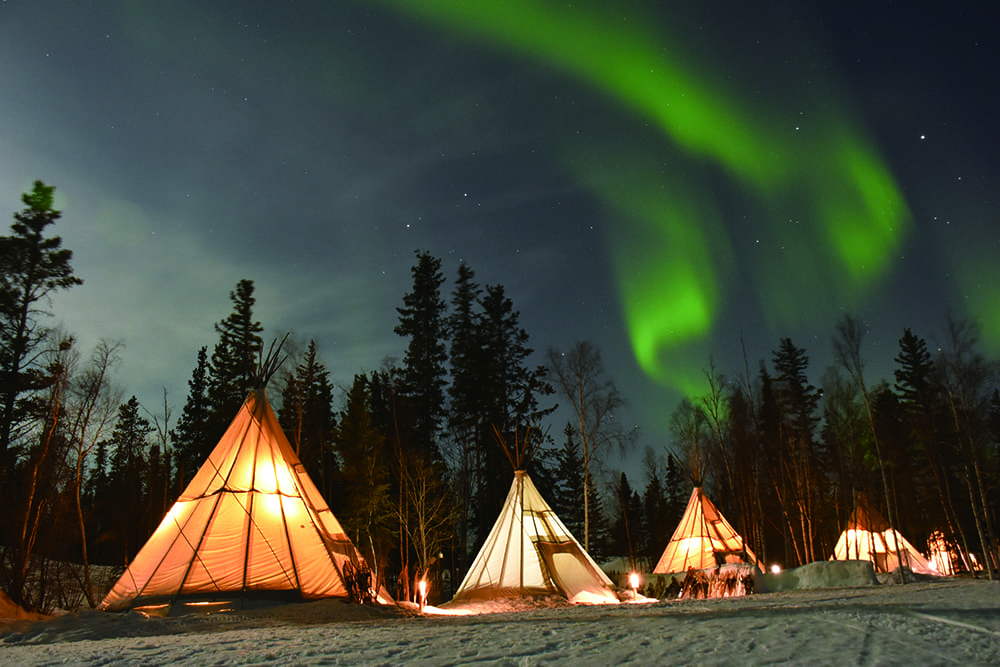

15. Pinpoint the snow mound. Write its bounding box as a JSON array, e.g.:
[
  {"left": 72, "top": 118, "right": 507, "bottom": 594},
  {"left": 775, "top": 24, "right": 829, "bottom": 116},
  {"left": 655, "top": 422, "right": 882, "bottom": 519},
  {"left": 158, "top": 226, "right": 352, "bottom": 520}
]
[
  {"left": 0, "top": 590, "right": 49, "bottom": 635},
  {"left": 876, "top": 568, "right": 946, "bottom": 585},
  {"left": 0, "top": 591, "right": 46, "bottom": 622},
  {"left": 764, "top": 560, "right": 879, "bottom": 591}
]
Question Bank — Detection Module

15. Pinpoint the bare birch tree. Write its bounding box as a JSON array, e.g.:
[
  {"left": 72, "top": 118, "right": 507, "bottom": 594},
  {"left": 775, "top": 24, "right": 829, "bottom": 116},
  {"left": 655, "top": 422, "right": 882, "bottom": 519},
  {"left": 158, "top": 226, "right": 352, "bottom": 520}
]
[
  {"left": 397, "top": 451, "right": 455, "bottom": 602},
  {"left": 937, "top": 315, "right": 998, "bottom": 578},
  {"left": 66, "top": 340, "right": 123, "bottom": 606},
  {"left": 547, "top": 341, "right": 636, "bottom": 550},
  {"left": 833, "top": 314, "right": 908, "bottom": 583}
]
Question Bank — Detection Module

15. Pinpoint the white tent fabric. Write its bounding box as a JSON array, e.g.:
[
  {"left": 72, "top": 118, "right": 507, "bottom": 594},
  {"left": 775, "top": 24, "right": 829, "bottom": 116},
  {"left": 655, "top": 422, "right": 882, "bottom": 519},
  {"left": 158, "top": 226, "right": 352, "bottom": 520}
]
[
  {"left": 100, "top": 389, "right": 387, "bottom": 614},
  {"left": 831, "top": 498, "right": 939, "bottom": 576},
  {"left": 450, "top": 471, "right": 618, "bottom": 604},
  {"left": 652, "top": 487, "right": 761, "bottom": 574}
]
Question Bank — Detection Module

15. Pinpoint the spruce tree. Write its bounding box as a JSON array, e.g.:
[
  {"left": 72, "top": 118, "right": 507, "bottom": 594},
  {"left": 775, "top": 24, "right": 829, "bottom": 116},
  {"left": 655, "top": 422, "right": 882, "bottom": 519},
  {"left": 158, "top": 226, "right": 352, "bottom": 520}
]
[
  {"left": 394, "top": 251, "right": 448, "bottom": 460},
  {"left": 143, "top": 441, "right": 168, "bottom": 551},
  {"left": 447, "top": 262, "right": 483, "bottom": 447},
  {"left": 611, "top": 472, "right": 644, "bottom": 562},
  {"left": 85, "top": 439, "right": 109, "bottom": 506},
  {"left": 278, "top": 340, "right": 337, "bottom": 497},
  {"left": 0, "top": 181, "right": 82, "bottom": 466},
  {"left": 332, "top": 374, "right": 393, "bottom": 567},
  {"left": 892, "top": 330, "right": 948, "bottom": 542},
  {"left": 664, "top": 452, "right": 687, "bottom": 528},
  {"left": 551, "top": 423, "right": 586, "bottom": 538},
  {"left": 206, "top": 279, "right": 263, "bottom": 439},
  {"left": 771, "top": 338, "right": 820, "bottom": 564},
  {"left": 894, "top": 329, "right": 936, "bottom": 407},
  {"left": 641, "top": 448, "right": 670, "bottom": 561},
  {"left": 107, "top": 396, "right": 153, "bottom": 562},
  {"left": 392, "top": 252, "right": 452, "bottom": 597},
  {"left": 85, "top": 438, "right": 111, "bottom": 563},
  {"left": 471, "top": 283, "right": 552, "bottom": 540},
  {"left": 585, "top": 477, "right": 611, "bottom": 561},
  {"left": 447, "top": 263, "right": 483, "bottom": 557},
  {"left": 172, "top": 347, "right": 211, "bottom": 490}
]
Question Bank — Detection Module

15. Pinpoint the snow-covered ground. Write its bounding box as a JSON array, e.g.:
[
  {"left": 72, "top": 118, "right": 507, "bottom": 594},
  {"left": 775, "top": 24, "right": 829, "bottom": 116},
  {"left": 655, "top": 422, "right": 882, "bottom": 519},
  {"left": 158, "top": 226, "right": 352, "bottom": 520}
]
[{"left": 3, "top": 570, "right": 999, "bottom": 665}]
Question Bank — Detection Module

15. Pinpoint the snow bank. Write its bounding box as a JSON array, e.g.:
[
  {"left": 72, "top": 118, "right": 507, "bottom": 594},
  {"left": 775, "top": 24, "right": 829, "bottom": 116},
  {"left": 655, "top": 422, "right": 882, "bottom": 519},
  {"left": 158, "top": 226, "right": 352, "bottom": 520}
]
[
  {"left": 0, "top": 591, "right": 48, "bottom": 625},
  {"left": 764, "top": 560, "right": 880, "bottom": 591}
]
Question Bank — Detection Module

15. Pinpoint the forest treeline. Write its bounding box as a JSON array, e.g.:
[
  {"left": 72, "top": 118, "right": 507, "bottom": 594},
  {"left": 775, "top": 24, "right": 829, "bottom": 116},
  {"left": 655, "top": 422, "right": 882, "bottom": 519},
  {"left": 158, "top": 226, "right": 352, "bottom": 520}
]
[{"left": 1, "top": 182, "right": 998, "bottom": 612}]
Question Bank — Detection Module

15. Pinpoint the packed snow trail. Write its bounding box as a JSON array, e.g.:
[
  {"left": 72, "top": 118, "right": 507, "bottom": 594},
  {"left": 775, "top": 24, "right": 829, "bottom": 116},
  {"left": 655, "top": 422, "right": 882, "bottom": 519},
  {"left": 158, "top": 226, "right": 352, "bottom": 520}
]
[{"left": 3, "top": 580, "right": 999, "bottom": 665}]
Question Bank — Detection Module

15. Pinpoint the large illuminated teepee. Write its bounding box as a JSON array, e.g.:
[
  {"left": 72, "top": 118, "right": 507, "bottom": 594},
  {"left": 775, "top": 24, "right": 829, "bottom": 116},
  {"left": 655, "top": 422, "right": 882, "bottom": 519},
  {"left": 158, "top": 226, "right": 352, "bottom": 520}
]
[
  {"left": 831, "top": 495, "right": 939, "bottom": 576},
  {"left": 652, "top": 487, "right": 761, "bottom": 574},
  {"left": 100, "top": 348, "right": 388, "bottom": 615}
]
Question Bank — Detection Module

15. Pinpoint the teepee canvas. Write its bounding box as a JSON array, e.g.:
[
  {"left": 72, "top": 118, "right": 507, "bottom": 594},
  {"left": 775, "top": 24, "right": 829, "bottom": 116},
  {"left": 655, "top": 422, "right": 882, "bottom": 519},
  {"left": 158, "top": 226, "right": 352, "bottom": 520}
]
[
  {"left": 652, "top": 487, "right": 761, "bottom": 574},
  {"left": 100, "top": 388, "right": 388, "bottom": 615},
  {"left": 831, "top": 496, "right": 938, "bottom": 576},
  {"left": 450, "top": 471, "right": 619, "bottom": 604}
]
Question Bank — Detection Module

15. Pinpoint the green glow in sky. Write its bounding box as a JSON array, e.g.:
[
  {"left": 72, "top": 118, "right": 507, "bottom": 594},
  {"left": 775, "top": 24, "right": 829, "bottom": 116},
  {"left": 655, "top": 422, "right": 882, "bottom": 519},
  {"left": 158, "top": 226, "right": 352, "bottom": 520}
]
[
  {"left": 817, "top": 131, "right": 909, "bottom": 283},
  {"left": 953, "top": 251, "right": 1000, "bottom": 355},
  {"left": 384, "top": 0, "right": 912, "bottom": 397},
  {"left": 566, "top": 142, "right": 731, "bottom": 394}
]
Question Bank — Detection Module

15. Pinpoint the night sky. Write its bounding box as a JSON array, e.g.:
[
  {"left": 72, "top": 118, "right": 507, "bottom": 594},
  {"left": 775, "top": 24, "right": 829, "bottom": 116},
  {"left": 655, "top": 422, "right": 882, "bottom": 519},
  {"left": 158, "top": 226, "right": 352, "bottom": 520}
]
[{"left": 2, "top": 1, "right": 996, "bottom": 474}]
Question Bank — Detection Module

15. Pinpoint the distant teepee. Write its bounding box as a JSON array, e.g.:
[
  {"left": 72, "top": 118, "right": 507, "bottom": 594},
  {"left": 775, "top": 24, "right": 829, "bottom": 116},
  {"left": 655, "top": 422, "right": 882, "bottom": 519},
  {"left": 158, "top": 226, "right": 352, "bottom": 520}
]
[
  {"left": 101, "top": 343, "right": 389, "bottom": 614},
  {"left": 652, "top": 487, "right": 761, "bottom": 574},
  {"left": 830, "top": 495, "right": 939, "bottom": 576}
]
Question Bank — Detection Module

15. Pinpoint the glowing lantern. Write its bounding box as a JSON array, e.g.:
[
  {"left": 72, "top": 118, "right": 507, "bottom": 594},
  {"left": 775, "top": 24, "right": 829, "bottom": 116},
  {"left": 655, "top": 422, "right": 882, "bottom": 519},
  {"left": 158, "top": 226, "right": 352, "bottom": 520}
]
[
  {"left": 770, "top": 564, "right": 781, "bottom": 574},
  {"left": 629, "top": 572, "right": 641, "bottom": 593}
]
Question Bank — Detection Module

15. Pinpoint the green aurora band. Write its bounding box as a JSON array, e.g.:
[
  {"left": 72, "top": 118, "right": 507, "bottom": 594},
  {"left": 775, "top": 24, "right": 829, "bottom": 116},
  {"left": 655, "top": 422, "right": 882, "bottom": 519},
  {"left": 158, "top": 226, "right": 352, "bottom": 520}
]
[{"left": 384, "top": 1, "right": 914, "bottom": 395}]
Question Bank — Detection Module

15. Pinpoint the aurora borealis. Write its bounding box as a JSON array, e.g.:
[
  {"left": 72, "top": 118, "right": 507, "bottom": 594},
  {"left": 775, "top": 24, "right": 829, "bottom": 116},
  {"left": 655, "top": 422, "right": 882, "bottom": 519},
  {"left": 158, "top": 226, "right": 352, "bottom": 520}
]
[
  {"left": 379, "top": 0, "right": 912, "bottom": 395},
  {"left": 0, "top": 0, "right": 995, "bottom": 457}
]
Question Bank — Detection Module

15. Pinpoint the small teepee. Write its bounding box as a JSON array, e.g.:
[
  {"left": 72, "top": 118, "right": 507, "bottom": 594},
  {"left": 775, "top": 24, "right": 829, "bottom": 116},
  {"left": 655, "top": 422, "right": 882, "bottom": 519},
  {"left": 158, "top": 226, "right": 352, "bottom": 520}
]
[
  {"left": 449, "top": 429, "right": 619, "bottom": 605},
  {"left": 100, "top": 343, "right": 389, "bottom": 615},
  {"left": 652, "top": 487, "right": 761, "bottom": 574},
  {"left": 831, "top": 495, "right": 938, "bottom": 576}
]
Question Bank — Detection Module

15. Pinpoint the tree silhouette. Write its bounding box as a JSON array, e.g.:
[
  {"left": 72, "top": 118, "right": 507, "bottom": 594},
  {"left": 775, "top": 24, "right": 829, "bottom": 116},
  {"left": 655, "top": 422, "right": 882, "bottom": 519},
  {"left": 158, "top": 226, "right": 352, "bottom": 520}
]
[
  {"left": 172, "top": 347, "right": 211, "bottom": 491},
  {"left": 278, "top": 340, "right": 337, "bottom": 498},
  {"left": 0, "top": 181, "right": 82, "bottom": 466},
  {"left": 107, "top": 396, "right": 154, "bottom": 563},
  {"left": 394, "top": 251, "right": 448, "bottom": 461},
  {"left": 332, "top": 373, "right": 393, "bottom": 588},
  {"left": 206, "top": 279, "right": 263, "bottom": 439}
]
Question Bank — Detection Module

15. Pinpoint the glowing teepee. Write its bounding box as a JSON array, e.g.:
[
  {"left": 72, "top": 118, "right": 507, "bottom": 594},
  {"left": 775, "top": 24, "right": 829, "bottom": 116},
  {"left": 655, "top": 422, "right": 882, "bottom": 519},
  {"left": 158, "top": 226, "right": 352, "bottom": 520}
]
[
  {"left": 100, "top": 362, "right": 387, "bottom": 614},
  {"left": 652, "top": 487, "right": 761, "bottom": 574},
  {"left": 450, "top": 471, "right": 619, "bottom": 604},
  {"left": 831, "top": 495, "right": 939, "bottom": 576}
]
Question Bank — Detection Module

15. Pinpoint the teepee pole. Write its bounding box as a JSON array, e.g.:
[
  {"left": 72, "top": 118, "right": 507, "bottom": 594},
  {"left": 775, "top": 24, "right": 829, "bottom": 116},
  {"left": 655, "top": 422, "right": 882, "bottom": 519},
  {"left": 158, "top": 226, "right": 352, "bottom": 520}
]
[{"left": 519, "top": 474, "right": 525, "bottom": 590}]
